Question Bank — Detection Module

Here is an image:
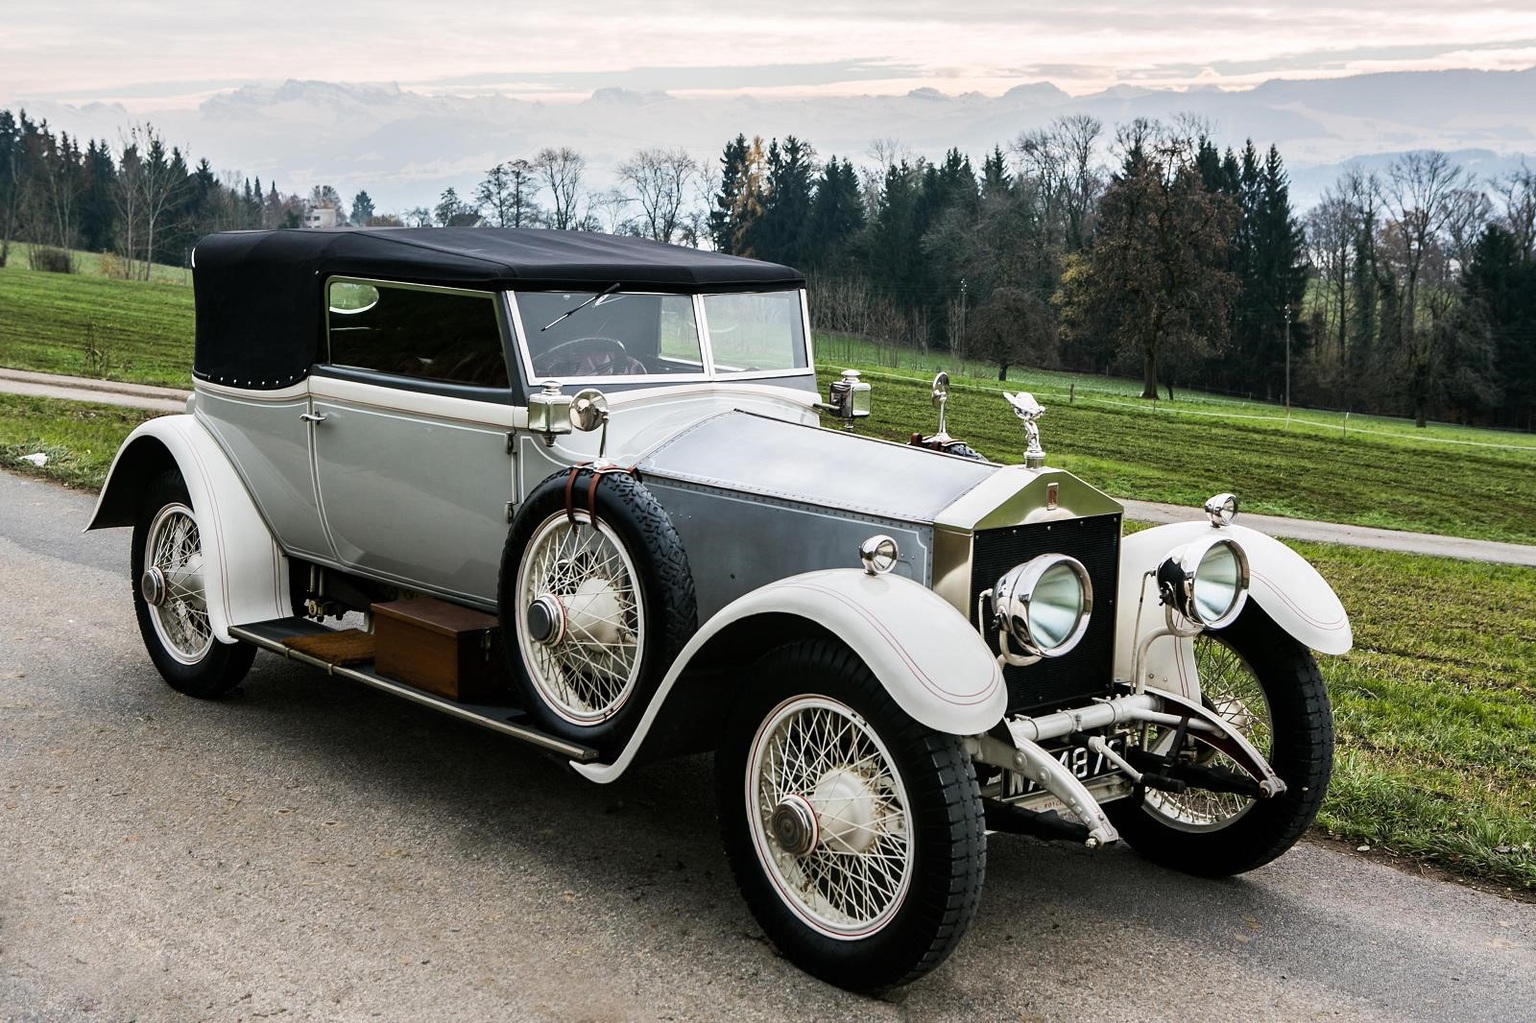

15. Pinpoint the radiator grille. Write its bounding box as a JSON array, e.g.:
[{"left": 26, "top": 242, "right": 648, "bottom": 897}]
[{"left": 969, "top": 514, "right": 1121, "bottom": 715}]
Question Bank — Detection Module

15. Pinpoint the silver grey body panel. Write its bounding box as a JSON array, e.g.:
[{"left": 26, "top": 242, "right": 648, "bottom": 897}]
[
  {"left": 636, "top": 411, "right": 997, "bottom": 522},
  {"left": 309, "top": 389, "right": 513, "bottom": 603},
  {"left": 646, "top": 479, "right": 935, "bottom": 621},
  {"left": 194, "top": 389, "right": 334, "bottom": 561}
]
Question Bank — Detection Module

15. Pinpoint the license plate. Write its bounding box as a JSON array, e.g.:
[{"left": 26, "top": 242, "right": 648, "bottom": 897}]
[{"left": 1001, "top": 738, "right": 1124, "bottom": 800}]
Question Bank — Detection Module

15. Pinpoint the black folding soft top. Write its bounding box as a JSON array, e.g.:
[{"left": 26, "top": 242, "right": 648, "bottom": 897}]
[{"left": 192, "top": 227, "right": 804, "bottom": 389}]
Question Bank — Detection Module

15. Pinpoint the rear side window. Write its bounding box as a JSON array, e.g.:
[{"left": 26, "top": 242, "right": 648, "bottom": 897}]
[{"left": 326, "top": 279, "right": 509, "bottom": 388}]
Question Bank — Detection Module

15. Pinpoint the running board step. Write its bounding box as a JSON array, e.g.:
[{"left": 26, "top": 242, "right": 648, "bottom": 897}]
[{"left": 229, "top": 618, "right": 600, "bottom": 763}]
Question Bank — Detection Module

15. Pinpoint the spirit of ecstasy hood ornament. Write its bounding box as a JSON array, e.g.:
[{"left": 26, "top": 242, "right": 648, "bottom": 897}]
[{"left": 1003, "top": 391, "right": 1046, "bottom": 469}]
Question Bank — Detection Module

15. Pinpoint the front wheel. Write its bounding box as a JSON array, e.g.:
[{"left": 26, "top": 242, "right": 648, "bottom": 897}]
[
  {"left": 1106, "top": 606, "right": 1333, "bottom": 876},
  {"left": 131, "top": 470, "right": 255, "bottom": 698},
  {"left": 716, "top": 640, "right": 986, "bottom": 991}
]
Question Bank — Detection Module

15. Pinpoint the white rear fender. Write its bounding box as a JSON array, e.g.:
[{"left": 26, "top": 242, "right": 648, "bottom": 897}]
[
  {"left": 574, "top": 569, "right": 1007, "bottom": 782},
  {"left": 1114, "top": 520, "right": 1352, "bottom": 699},
  {"left": 87, "top": 414, "right": 290, "bottom": 643}
]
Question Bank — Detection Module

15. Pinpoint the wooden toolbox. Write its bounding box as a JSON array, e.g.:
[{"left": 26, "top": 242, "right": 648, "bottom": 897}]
[{"left": 371, "top": 598, "right": 511, "bottom": 703}]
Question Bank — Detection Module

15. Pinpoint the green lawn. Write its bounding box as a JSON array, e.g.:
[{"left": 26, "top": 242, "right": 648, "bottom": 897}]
[
  {"left": 0, "top": 255, "right": 195, "bottom": 387},
  {"left": 0, "top": 393, "right": 157, "bottom": 490},
  {"left": 830, "top": 366, "right": 1536, "bottom": 544},
  {"left": 1307, "top": 543, "right": 1536, "bottom": 890}
]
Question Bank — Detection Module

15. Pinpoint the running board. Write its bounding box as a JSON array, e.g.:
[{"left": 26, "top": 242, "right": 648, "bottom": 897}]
[{"left": 230, "top": 618, "right": 600, "bottom": 763}]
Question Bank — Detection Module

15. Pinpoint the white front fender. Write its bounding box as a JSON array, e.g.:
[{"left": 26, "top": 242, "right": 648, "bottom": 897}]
[
  {"left": 87, "top": 414, "right": 290, "bottom": 644},
  {"left": 1114, "top": 520, "right": 1352, "bottom": 698},
  {"left": 574, "top": 569, "right": 1006, "bottom": 782}
]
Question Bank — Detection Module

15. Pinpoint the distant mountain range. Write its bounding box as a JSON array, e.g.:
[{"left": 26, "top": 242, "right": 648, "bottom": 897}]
[{"left": 16, "top": 66, "right": 1536, "bottom": 217}]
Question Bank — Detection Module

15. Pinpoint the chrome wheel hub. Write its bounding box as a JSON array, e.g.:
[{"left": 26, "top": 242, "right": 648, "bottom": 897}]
[
  {"left": 525, "top": 594, "right": 565, "bottom": 645},
  {"left": 770, "top": 793, "right": 820, "bottom": 856},
  {"left": 140, "top": 566, "right": 168, "bottom": 607}
]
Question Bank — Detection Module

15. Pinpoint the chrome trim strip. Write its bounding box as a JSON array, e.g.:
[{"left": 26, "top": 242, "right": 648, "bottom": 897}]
[{"left": 229, "top": 624, "right": 596, "bottom": 761}]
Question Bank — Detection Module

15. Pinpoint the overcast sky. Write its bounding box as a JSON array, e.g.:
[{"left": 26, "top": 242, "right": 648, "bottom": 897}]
[{"left": 6, "top": 1, "right": 1536, "bottom": 110}]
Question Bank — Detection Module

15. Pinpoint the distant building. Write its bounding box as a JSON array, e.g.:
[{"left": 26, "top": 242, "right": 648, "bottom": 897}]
[{"left": 302, "top": 204, "right": 341, "bottom": 229}]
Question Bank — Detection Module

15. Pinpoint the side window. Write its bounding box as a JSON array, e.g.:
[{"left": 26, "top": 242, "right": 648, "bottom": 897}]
[{"left": 326, "top": 279, "right": 509, "bottom": 388}]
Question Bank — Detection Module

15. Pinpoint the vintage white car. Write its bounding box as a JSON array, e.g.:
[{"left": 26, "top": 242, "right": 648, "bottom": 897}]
[{"left": 89, "top": 228, "right": 1351, "bottom": 991}]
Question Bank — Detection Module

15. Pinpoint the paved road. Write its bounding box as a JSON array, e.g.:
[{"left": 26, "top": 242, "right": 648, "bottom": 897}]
[
  {"left": 4, "top": 369, "right": 1533, "bottom": 566},
  {"left": 2, "top": 470, "right": 1533, "bottom": 1022},
  {"left": 1119, "top": 499, "right": 1536, "bottom": 567}
]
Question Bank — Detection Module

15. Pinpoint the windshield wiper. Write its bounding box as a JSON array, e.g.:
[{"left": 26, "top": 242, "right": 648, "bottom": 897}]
[{"left": 541, "top": 283, "right": 620, "bottom": 332}]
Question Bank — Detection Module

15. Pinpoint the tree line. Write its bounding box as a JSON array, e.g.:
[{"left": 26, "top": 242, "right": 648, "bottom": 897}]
[{"left": 2, "top": 104, "right": 1531, "bottom": 429}]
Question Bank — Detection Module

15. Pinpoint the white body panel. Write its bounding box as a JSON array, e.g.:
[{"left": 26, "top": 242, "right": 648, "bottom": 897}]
[
  {"left": 1114, "top": 520, "right": 1352, "bottom": 698},
  {"left": 89, "top": 414, "right": 291, "bottom": 644},
  {"left": 574, "top": 569, "right": 1008, "bottom": 783}
]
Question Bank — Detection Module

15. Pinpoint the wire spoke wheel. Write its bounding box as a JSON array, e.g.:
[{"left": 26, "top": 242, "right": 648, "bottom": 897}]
[
  {"left": 1142, "top": 634, "right": 1273, "bottom": 831},
  {"left": 748, "top": 696, "right": 914, "bottom": 938},
  {"left": 143, "top": 502, "right": 213, "bottom": 665},
  {"left": 130, "top": 470, "right": 255, "bottom": 698},
  {"left": 717, "top": 640, "right": 985, "bottom": 991},
  {"left": 514, "top": 510, "right": 645, "bottom": 725},
  {"left": 1105, "top": 608, "right": 1332, "bottom": 877}
]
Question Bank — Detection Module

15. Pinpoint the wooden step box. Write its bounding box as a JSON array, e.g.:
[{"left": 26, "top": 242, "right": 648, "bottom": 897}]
[{"left": 372, "top": 598, "right": 512, "bottom": 702}]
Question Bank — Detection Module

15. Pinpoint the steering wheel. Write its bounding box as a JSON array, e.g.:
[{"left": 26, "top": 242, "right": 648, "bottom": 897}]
[{"left": 533, "top": 336, "right": 648, "bottom": 377}]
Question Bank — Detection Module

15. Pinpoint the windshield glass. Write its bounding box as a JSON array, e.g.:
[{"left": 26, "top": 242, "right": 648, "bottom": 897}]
[
  {"left": 703, "top": 292, "right": 808, "bottom": 373},
  {"left": 516, "top": 291, "right": 703, "bottom": 378}
]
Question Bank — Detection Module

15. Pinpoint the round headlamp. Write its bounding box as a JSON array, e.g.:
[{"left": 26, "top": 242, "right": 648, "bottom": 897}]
[
  {"left": 993, "top": 554, "right": 1093, "bottom": 659},
  {"left": 1157, "top": 537, "right": 1250, "bottom": 629}
]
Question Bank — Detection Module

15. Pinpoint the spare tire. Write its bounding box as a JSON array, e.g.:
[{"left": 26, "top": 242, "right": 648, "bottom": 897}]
[{"left": 498, "top": 467, "right": 697, "bottom": 752}]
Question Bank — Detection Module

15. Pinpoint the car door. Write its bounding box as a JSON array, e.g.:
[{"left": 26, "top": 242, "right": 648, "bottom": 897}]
[{"left": 308, "top": 279, "right": 517, "bottom": 605}]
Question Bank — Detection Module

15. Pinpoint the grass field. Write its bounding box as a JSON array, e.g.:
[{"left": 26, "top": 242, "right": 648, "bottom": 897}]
[
  {"left": 0, "top": 393, "right": 157, "bottom": 490},
  {"left": 0, "top": 258, "right": 195, "bottom": 387},
  {"left": 1308, "top": 543, "right": 1536, "bottom": 890},
  {"left": 830, "top": 366, "right": 1536, "bottom": 544}
]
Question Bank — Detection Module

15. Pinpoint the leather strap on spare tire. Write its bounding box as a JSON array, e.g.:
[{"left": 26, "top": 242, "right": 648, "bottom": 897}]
[{"left": 499, "top": 466, "right": 697, "bottom": 753}]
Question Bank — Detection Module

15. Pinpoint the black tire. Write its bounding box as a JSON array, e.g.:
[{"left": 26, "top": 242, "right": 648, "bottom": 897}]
[
  {"left": 716, "top": 640, "right": 986, "bottom": 991},
  {"left": 131, "top": 470, "right": 256, "bottom": 698},
  {"left": 498, "top": 468, "right": 696, "bottom": 751},
  {"left": 1106, "top": 606, "right": 1333, "bottom": 876}
]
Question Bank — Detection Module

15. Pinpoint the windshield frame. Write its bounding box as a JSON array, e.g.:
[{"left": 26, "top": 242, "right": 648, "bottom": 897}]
[{"left": 505, "top": 287, "right": 814, "bottom": 388}]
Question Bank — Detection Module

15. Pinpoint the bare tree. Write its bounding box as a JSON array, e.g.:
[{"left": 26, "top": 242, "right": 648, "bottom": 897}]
[
  {"left": 615, "top": 148, "right": 702, "bottom": 244},
  {"left": 1443, "top": 186, "right": 1492, "bottom": 275},
  {"left": 1493, "top": 162, "right": 1536, "bottom": 258},
  {"left": 1014, "top": 114, "right": 1104, "bottom": 249},
  {"left": 114, "top": 123, "right": 187, "bottom": 279},
  {"left": 1377, "top": 151, "right": 1476, "bottom": 425},
  {"left": 533, "top": 147, "right": 585, "bottom": 230},
  {"left": 1305, "top": 189, "right": 1354, "bottom": 357},
  {"left": 475, "top": 160, "right": 539, "bottom": 228},
  {"left": 1377, "top": 151, "right": 1473, "bottom": 339}
]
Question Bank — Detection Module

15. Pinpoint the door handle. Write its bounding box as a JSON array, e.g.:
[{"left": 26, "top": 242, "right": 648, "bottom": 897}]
[{"left": 300, "top": 412, "right": 328, "bottom": 423}]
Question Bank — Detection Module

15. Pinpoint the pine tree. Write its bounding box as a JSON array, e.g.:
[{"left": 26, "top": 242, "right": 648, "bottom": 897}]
[
  {"left": 350, "top": 189, "right": 375, "bottom": 226},
  {"left": 709, "top": 134, "right": 749, "bottom": 252},
  {"left": 756, "top": 136, "right": 815, "bottom": 266}
]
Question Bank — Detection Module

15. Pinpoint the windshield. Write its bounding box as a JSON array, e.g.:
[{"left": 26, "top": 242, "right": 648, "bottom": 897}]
[
  {"left": 517, "top": 291, "right": 702, "bottom": 378},
  {"left": 704, "top": 292, "right": 808, "bottom": 373},
  {"left": 513, "top": 288, "right": 808, "bottom": 380}
]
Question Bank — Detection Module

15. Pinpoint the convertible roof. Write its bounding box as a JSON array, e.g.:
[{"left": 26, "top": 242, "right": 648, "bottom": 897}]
[{"left": 192, "top": 228, "right": 804, "bottom": 389}]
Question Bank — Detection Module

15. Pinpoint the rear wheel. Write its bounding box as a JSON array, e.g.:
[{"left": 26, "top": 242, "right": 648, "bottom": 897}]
[
  {"left": 131, "top": 471, "right": 256, "bottom": 698},
  {"left": 716, "top": 640, "right": 985, "bottom": 991},
  {"left": 1106, "top": 607, "right": 1332, "bottom": 876}
]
